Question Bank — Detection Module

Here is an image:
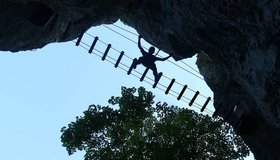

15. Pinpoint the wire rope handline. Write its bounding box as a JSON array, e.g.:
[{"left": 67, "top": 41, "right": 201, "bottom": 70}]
[
  {"left": 112, "top": 23, "right": 138, "bottom": 36},
  {"left": 109, "top": 24, "right": 203, "bottom": 76},
  {"left": 73, "top": 34, "right": 214, "bottom": 116},
  {"left": 79, "top": 41, "right": 213, "bottom": 115},
  {"left": 82, "top": 32, "right": 212, "bottom": 101},
  {"left": 75, "top": 40, "right": 213, "bottom": 114},
  {"left": 101, "top": 25, "right": 205, "bottom": 81},
  {"left": 84, "top": 32, "right": 210, "bottom": 99}
]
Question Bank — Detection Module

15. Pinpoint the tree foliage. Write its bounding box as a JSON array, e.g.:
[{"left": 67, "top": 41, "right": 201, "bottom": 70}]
[{"left": 61, "top": 87, "right": 249, "bottom": 160}]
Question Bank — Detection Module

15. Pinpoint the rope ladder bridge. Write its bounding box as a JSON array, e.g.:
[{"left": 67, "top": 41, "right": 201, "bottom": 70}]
[{"left": 74, "top": 29, "right": 216, "bottom": 116}]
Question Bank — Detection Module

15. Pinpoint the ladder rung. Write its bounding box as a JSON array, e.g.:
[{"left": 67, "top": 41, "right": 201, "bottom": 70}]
[
  {"left": 189, "top": 91, "right": 199, "bottom": 106},
  {"left": 165, "top": 78, "right": 175, "bottom": 94},
  {"left": 88, "top": 37, "right": 99, "bottom": 53},
  {"left": 177, "top": 85, "right": 187, "bottom": 100},
  {"left": 75, "top": 32, "right": 84, "bottom": 46},
  {"left": 201, "top": 97, "right": 211, "bottom": 112},
  {"left": 153, "top": 72, "right": 163, "bottom": 88},
  {"left": 102, "top": 44, "right": 111, "bottom": 61},
  {"left": 140, "top": 68, "right": 149, "bottom": 82},
  {"left": 127, "top": 59, "right": 137, "bottom": 75},
  {"left": 115, "top": 51, "right": 124, "bottom": 68}
]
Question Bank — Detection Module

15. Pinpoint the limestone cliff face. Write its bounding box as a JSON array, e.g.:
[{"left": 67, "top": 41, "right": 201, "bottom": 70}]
[{"left": 1, "top": 0, "right": 280, "bottom": 159}]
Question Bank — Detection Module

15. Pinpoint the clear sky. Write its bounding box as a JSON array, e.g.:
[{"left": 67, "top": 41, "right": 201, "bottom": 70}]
[{"left": 0, "top": 21, "right": 253, "bottom": 159}]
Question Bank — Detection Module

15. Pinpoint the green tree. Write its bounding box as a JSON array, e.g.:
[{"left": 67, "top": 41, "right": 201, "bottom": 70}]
[{"left": 61, "top": 87, "right": 249, "bottom": 160}]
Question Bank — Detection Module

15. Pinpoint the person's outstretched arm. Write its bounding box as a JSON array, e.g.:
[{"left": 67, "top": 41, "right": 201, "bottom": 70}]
[
  {"left": 138, "top": 35, "right": 146, "bottom": 55},
  {"left": 157, "top": 55, "right": 172, "bottom": 61}
]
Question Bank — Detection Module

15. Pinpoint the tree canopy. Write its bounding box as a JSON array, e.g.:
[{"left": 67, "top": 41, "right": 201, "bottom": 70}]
[{"left": 61, "top": 87, "right": 249, "bottom": 160}]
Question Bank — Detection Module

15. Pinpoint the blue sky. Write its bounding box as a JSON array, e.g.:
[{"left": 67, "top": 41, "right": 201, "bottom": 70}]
[{"left": 0, "top": 21, "right": 253, "bottom": 159}]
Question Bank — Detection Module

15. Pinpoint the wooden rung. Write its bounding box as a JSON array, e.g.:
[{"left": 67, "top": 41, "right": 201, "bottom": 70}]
[
  {"left": 102, "top": 44, "right": 111, "bottom": 61},
  {"left": 88, "top": 37, "right": 99, "bottom": 53},
  {"left": 189, "top": 91, "right": 199, "bottom": 106},
  {"left": 165, "top": 78, "right": 175, "bottom": 94},
  {"left": 177, "top": 85, "right": 188, "bottom": 100},
  {"left": 201, "top": 97, "right": 211, "bottom": 112},
  {"left": 114, "top": 51, "right": 124, "bottom": 68},
  {"left": 140, "top": 68, "right": 149, "bottom": 82},
  {"left": 75, "top": 31, "right": 84, "bottom": 46},
  {"left": 153, "top": 72, "right": 163, "bottom": 88},
  {"left": 127, "top": 58, "right": 137, "bottom": 75}
]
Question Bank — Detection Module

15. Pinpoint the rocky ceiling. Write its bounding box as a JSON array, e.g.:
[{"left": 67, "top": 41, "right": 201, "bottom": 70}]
[{"left": 1, "top": 1, "right": 280, "bottom": 159}]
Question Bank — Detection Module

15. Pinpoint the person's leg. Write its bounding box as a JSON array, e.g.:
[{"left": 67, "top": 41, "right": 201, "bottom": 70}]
[
  {"left": 150, "top": 64, "right": 158, "bottom": 81},
  {"left": 132, "top": 57, "right": 143, "bottom": 69}
]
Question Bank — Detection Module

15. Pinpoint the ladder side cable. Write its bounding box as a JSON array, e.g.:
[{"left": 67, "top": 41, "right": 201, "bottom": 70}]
[
  {"left": 81, "top": 33, "right": 213, "bottom": 101},
  {"left": 111, "top": 23, "right": 202, "bottom": 75},
  {"left": 101, "top": 25, "right": 205, "bottom": 80},
  {"left": 112, "top": 23, "right": 138, "bottom": 36},
  {"left": 76, "top": 32, "right": 213, "bottom": 109},
  {"left": 76, "top": 40, "right": 214, "bottom": 115}
]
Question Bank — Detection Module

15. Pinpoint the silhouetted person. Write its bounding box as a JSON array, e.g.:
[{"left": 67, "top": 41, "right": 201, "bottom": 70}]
[{"left": 132, "top": 35, "right": 171, "bottom": 82}]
